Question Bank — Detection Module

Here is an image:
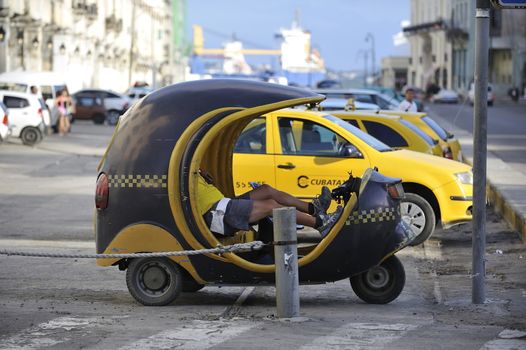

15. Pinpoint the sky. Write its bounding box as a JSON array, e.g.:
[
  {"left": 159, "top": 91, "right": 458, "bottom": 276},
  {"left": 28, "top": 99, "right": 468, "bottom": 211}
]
[{"left": 186, "top": 0, "right": 410, "bottom": 72}]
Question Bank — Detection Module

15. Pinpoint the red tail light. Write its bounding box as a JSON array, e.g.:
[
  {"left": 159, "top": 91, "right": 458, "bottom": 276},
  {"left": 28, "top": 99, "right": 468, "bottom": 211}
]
[
  {"left": 443, "top": 147, "right": 453, "bottom": 159},
  {"left": 2, "top": 114, "right": 7, "bottom": 126},
  {"left": 387, "top": 183, "right": 405, "bottom": 199},
  {"left": 38, "top": 108, "right": 43, "bottom": 120},
  {"left": 95, "top": 173, "right": 109, "bottom": 209}
]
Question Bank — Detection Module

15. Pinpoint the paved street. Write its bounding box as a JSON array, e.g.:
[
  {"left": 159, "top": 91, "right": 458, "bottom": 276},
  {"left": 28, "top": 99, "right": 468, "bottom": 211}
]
[
  {"left": 427, "top": 101, "right": 526, "bottom": 176},
  {"left": 1, "top": 121, "right": 525, "bottom": 349}
]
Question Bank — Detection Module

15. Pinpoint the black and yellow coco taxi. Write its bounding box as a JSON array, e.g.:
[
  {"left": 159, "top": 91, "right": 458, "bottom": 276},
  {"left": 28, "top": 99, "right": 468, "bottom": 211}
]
[{"left": 94, "top": 79, "right": 415, "bottom": 306}]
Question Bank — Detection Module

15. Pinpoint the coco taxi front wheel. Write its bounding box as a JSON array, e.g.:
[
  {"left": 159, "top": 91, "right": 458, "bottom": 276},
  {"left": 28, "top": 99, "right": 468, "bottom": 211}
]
[
  {"left": 350, "top": 255, "right": 405, "bottom": 304},
  {"left": 126, "top": 257, "right": 183, "bottom": 306}
]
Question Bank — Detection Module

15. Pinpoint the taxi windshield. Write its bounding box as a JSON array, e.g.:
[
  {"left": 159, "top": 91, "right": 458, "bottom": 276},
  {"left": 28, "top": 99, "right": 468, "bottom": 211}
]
[{"left": 323, "top": 114, "right": 392, "bottom": 152}]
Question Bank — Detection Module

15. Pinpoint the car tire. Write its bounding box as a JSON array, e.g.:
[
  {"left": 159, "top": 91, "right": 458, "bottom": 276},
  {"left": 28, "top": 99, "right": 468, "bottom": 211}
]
[
  {"left": 402, "top": 193, "right": 436, "bottom": 246},
  {"left": 350, "top": 255, "right": 405, "bottom": 304},
  {"left": 93, "top": 113, "right": 106, "bottom": 125},
  {"left": 126, "top": 257, "right": 183, "bottom": 306},
  {"left": 106, "top": 110, "right": 121, "bottom": 126},
  {"left": 20, "top": 127, "right": 43, "bottom": 146}
]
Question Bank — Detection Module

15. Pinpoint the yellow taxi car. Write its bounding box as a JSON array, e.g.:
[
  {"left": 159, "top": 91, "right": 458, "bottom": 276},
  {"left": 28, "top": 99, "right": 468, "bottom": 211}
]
[
  {"left": 379, "top": 110, "right": 462, "bottom": 161},
  {"left": 233, "top": 109, "right": 473, "bottom": 245},
  {"left": 329, "top": 110, "right": 443, "bottom": 157}
]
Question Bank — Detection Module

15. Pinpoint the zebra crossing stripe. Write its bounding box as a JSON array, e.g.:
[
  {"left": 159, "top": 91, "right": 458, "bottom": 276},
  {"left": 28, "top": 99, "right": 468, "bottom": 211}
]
[
  {"left": 0, "top": 317, "right": 105, "bottom": 349},
  {"left": 118, "top": 319, "right": 260, "bottom": 350},
  {"left": 300, "top": 322, "right": 418, "bottom": 350}
]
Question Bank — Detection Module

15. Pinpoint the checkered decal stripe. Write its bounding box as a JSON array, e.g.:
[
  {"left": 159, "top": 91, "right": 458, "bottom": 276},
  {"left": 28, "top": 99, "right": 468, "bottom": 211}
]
[
  {"left": 108, "top": 175, "right": 168, "bottom": 189},
  {"left": 345, "top": 207, "right": 397, "bottom": 225}
]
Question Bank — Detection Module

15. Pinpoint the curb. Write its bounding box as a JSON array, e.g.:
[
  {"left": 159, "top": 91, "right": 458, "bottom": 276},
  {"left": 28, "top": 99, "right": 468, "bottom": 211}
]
[{"left": 428, "top": 110, "right": 526, "bottom": 244}]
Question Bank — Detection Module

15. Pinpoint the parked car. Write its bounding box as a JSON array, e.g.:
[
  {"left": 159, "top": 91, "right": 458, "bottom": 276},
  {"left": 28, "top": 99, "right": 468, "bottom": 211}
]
[
  {"left": 0, "top": 71, "right": 69, "bottom": 110},
  {"left": 318, "top": 97, "right": 380, "bottom": 111},
  {"left": 71, "top": 93, "right": 108, "bottom": 124},
  {"left": 316, "top": 79, "right": 342, "bottom": 89},
  {"left": 233, "top": 109, "right": 473, "bottom": 245},
  {"left": 468, "top": 82, "right": 494, "bottom": 106},
  {"left": 331, "top": 110, "right": 442, "bottom": 157},
  {"left": 0, "top": 101, "right": 9, "bottom": 144},
  {"left": 125, "top": 86, "right": 152, "bottom": 104},
  {"left": 432, "top": 88, "right": 460, "bottom": 103},
  {"left": 0, "top": 90, "right": 46, "bottom": 145},
  {"left": 380, "top": 110, "right": 463, "bottom": 161},
  {"left": 73, "top": 89, "right": 130, "bottom": 125},
  {"left": 314, "top": 88, "right": 400, "bottom": 110}
]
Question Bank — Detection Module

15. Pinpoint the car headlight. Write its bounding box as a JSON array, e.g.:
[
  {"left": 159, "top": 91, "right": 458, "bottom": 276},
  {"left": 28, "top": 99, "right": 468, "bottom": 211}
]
[{"left": 455, "top": 171, "right": 473, "bottom": 185}]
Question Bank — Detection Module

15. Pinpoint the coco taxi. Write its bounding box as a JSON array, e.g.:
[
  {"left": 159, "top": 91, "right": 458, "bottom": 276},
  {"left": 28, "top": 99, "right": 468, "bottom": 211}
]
[{"left": 233, "top": 109, "right": 473, "bottom": 245}]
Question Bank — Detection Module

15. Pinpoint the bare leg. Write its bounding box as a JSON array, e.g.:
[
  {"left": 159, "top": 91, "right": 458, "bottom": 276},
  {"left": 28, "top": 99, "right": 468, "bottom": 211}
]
[
  {"left": 249, "top": 199, "right": 316, "bottom": 227},
  {"left": 248, "top": 184, "right": 310, "bottom": 213}
]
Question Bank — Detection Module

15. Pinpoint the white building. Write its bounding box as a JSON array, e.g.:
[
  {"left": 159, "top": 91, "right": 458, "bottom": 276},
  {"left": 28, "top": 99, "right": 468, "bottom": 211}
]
[
  {"left": 0, "top": 0, "right": 174, "bottom": 93},
  {"left": 403, "top": 0, "right": 453, "bottom": 90}
]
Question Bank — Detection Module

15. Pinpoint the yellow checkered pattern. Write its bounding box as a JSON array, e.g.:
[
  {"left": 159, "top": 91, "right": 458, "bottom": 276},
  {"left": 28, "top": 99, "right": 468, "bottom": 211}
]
[
  {"left": 108, "top": 174, "right": 167, "bottom": 189},
  {"left": 345, "top": 207, "right": 397, "bottom": 225}
]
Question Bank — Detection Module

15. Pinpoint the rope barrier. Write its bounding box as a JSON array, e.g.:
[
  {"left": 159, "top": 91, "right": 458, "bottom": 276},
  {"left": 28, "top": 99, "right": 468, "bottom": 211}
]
[{"left": 0, "top": 241, "right": 265, "bottom": 259}]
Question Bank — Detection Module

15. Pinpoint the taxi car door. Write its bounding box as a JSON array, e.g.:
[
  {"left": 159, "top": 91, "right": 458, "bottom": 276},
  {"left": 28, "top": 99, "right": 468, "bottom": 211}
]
[
  {"left": 272, "top": 115, "right": 369, "bottom": 201},
  {"left": 233, "top": 117, "right": 276, "bottom": 195}
]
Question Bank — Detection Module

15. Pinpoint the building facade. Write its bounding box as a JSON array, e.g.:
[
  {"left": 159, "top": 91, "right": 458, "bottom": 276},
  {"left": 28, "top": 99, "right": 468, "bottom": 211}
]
[
  {"left": 380, "top": 56, "right": 409, "bottom": 91},
  {"left": 0, "top": 0, "right": 174, "bottom": 93},
  {"left": 404, "top": 0, "right": 453, "bottom": 91}
]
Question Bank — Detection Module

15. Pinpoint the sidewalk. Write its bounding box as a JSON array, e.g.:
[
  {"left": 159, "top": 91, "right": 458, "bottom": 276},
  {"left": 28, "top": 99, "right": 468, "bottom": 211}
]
[{"left": 428, "top": 110, "right": 526, "bottom": 244}]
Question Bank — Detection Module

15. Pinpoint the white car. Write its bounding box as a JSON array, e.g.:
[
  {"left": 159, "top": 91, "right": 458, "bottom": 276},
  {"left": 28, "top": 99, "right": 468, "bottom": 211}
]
[
  {"left": 468, "top": 82, "right": 494, "bottom": 106},
  {"left": 0, "top": 101, "right": 9, "bottom": 143},
  {"left": 73, "top": 89, "right": 131, "bottom": 125},
  {"left": 319, "top": 97, "right": 380, "bottom": 111},
  {"left": 125, "top": 86, "right": 152, "bottom": 104},
  {"left": 314, "top": 88, "right": 400, "bottom": 110},
  {"left": 432, "top": 89, "right": 460, "bottom": 104},
  {"left": 0, "top": 90, "right": 46, "bottom": 145}
]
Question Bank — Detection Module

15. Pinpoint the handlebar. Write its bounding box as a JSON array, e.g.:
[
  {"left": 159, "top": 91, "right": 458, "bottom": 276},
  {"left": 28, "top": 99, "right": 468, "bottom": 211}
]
[{"left": 331, "top": 172, "right": 361, "bottom": 204}]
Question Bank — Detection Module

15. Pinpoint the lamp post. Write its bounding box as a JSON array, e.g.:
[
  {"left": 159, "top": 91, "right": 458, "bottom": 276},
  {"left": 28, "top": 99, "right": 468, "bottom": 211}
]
[
  {"left": 365, "top": 32, "right": 376, "bottom": 85},
  {"left": 0, "top": 26, "right": 5, "bottom": 43}
]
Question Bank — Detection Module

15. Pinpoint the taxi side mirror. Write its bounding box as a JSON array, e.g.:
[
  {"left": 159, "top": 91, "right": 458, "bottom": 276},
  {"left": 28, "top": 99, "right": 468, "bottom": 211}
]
[{"left": 340, "top": 143, "right": 363, "bottom": 158}]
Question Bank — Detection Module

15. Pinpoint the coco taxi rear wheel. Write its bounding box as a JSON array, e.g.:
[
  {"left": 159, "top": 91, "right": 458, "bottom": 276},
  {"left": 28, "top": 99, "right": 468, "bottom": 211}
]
[
  {"left": 350, "top": 255, "right": 405, "bottom": 304},
  {"left": 126, "top": 257, "right": 183, "bottom": 306}
]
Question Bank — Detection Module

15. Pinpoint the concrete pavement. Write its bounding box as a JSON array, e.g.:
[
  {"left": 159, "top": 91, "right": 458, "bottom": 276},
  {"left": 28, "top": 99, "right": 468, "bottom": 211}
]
[{"left": 428, "top": 105, "right": 526, "bottom": 243}]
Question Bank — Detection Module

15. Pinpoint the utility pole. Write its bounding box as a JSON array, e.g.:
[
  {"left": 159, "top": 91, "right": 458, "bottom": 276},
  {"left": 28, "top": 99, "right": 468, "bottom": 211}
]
[
  {"left": 128, "top": 0, "right": 137, "bottom": 87},
  {"left": 472, "top": 0, "right": 490, "bottom": 304},
  {"left": 365, "top": 32, "right": 375, "bottom": 85}
]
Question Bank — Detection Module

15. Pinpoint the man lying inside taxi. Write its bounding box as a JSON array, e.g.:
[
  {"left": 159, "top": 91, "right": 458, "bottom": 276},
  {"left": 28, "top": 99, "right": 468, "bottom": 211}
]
[{"left": 198, "top": 169, "right": 343, "bottom": 238}]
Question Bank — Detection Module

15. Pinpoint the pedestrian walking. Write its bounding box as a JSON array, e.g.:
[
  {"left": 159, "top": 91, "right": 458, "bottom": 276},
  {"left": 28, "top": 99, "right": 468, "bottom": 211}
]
[{"left": 55, "top": 89, "right": 71, "bottom": 136}]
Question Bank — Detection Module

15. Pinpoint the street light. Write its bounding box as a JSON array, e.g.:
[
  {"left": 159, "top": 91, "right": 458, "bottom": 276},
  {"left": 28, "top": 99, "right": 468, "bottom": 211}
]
[
  {"left": 32, "top": 36, "right": 39, "bottom": 49},
  {"left": 17, "top": 30, "right": 23, "bottom": 44},
  {"left": 365, "top": 32, "right": 376, "bottom": 85},
  {"left": 0, "top": 26, "right": 5, "bottom": 42},
  {"left": 46, "top": 38, "right": 52, "bottom": 49},
  {"left": 59, "top": 43, "right": 66, "bottom": 54}
]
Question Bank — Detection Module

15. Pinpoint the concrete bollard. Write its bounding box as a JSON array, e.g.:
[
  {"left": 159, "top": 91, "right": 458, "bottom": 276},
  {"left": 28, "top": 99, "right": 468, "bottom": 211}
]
[{"left": 273, "top": 207, "right": 300, "bottom": 318}]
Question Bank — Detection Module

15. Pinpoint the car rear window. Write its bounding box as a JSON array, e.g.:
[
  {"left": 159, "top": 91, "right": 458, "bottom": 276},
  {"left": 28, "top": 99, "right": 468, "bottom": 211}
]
[
  {"left": 362, "top": 121, "right": 408, "bottom": 148},
  {"left": 422, "top": 116, "right": 448, "bottom": 140},
  {"left": 399, "top": 119, "right": 435, "bottom": 145},
  {"left": 0, "top": 82, "right": 27, "bottom": 92},
  {"left": 3, "top": 96, "right": 29, "bottom": 108}
]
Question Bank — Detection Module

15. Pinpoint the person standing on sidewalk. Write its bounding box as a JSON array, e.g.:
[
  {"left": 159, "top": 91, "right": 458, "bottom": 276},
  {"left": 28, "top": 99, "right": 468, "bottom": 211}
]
[
  {"left": 399, "top": 88, "right": 418, "bottom": 112},
  {"left": 55, "top": 89, "right": 71, "bottom": 136}
]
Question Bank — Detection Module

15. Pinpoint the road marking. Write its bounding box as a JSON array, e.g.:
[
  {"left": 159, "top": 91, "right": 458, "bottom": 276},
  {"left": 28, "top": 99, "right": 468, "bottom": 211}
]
[
  {"left": 118, "top": 319, "right": 260, "bottom": 350},
  {"left": 300, "top": 322, "right": 418, "bottom": 349},
  {"left": 479, "top": 329, "right": 526, "bottom": 350},
  {"left": 0, "top": 239, "right": 94, "bottom": 249},
  {"left": 0, "top": 316, "right": 109, "bottom": 349}
]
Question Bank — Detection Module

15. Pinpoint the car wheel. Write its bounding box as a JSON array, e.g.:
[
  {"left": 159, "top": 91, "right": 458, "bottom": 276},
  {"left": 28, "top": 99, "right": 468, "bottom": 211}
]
[
  {"left": 93, "top": 113, "right": 106, "bottom": 124},
  {"left": 106, "top": 110, "right": 121, "bottom": 125},
  {"left": 20, "top": 127, "right": 43, "bottom": 146},
  {"left": 350, "top": 255, "right": 405, "bottom": 304},
  {"left": 401, "top": 193, "right": 436, "bottom": 246},
  {"left": 126, "top": 257, "right": 183, "bottom": 306}
]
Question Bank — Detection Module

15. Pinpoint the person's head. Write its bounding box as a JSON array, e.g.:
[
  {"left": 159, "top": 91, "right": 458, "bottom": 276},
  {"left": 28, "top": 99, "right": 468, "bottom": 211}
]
[
  {"left": 405, "top": 88, "right": 415, "bottom": 102},
  {"left": 30, "top": 86, "right": 38, "bottom": 94}
]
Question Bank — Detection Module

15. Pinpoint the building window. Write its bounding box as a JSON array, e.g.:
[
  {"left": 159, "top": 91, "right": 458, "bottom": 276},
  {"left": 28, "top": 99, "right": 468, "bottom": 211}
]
[
  {"left": 445, "top": 53, "right": 448, "bottom": 62},
  {"left": 419, "top": 56, "right": 422, "bottom": 64},
  {"left": 432, "top": 55, "right": 436, "bottom": 63},
  {"left": 409, "top": 57, "right": 412, "bottom": 65}
]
